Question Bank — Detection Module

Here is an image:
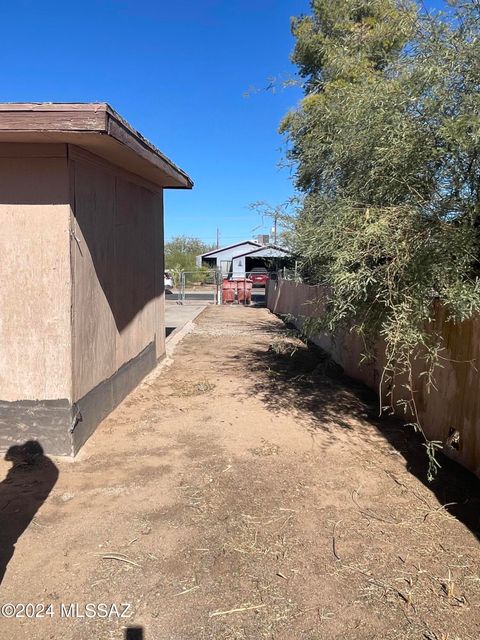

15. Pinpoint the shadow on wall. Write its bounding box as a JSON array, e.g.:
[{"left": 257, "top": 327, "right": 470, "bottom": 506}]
[
  {"left": 243, "top": 329, "right": 480, "bottom": 542},
  {"left": 73, "top": 163, "right": 164, "bottom": 333},
  {"left": 0, "top": 158, "right": 164, "bottom": 335},
  {"left": 0, "top": 441, "right": 59, "bottom": 585}
]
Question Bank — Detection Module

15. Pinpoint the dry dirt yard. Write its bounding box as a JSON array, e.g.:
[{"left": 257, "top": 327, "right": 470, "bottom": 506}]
[{"left": 1, "top": 305, "right": 480, "bottom": 640}]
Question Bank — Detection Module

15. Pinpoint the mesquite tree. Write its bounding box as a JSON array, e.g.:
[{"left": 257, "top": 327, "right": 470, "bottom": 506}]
[{"left": 281, "top": 0, "right": 480, "bottom": 477}]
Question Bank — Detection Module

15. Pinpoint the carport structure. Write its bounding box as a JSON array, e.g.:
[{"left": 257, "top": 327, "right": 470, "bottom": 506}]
[
  {"left": 196, "top": 240, "right": 262, "bottom": 276},
  {"left": 0, "top": 103, "right": 192, "bottom": 455},
  {"left": 231, "top": 244, "right": 292, "bottom": 278}
]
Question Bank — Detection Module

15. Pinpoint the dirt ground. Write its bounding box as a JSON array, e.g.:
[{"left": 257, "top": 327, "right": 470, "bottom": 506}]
[{"left": 1, "top": 305, "right": 480, "bottom": 640}]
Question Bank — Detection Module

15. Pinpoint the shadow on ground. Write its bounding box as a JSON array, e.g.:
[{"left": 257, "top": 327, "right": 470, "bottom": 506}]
[
  {"left": 243, "top": 328, "right": 480, "bottom": 541},
  {"left": 251, "top": 291, "right": 266, "bottom": 307},
  {"left": 0, "top": 441, "right": 58, "bottom": 584}
]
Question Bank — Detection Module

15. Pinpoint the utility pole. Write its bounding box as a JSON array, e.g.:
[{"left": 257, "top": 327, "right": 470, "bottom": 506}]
[
  {"left": 216, "top": 227, "right": 220, "bottom": 249},
  {"left": 250, "top": 201, "right": 283, "bottom": 246}
]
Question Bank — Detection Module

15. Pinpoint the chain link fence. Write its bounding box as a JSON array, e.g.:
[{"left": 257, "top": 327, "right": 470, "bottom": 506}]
[
  {"left": 174, "top": 270, "right": 222, "bottom": 305},
  {"left": 172, "top": 267, "right": 295, "bottom": 305}
]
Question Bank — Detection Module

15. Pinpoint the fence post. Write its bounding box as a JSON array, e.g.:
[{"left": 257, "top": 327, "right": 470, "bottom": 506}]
[
  {"left": 216, "top": 270, "right": 222, "bottom": 305},
  {"left": 175, "top": 269, "right": 223, "bottom": 305}
]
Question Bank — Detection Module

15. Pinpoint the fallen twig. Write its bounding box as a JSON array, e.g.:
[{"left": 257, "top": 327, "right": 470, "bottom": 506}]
[
  {"left": 384, "top": 470, "right": 431, "bottom": 508},
  {"left": 343, "top": 563, "right": 409, "bottom": 605},
  {"left": 101, "top": 553, "right": 142, "bottom": 568},
  {"left": 422, "top": 502, "right": 456, "bottom": 522},
  {"left": 332, "top": 520, "right": 342, "bottom": 561},
  {"left": 174, "top": 585, "right": 199, "bottom": 596},
  {"left": 209, "top": 604, "right": 266, "bottom": 618},
  {"left": 351, "top": 487, "right": 398, "bottom": 524}
]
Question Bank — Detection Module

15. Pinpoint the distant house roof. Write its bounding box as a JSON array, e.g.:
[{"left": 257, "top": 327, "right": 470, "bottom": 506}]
[
  {"left": 199, "top": 240, "right": 261, "bottom": 259},
  {"left": 0, "top": 102, "right": 192, "bottom": 189},
  {"left": 232, "top": 244, "right": 291, "bottom": 259}
]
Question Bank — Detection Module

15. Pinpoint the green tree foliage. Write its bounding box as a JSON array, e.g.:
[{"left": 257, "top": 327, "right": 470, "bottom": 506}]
[
  {"left": 164, "top": 236, "right": 215, "bottom": 273},
  {"left": 281, "top": 0, "right": 480, "bottom": 475}
]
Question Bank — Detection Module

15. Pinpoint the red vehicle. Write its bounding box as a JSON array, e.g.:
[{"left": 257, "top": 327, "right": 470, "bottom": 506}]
[{"left": 248, "top": 267, "right": 269, "bottom": 287}]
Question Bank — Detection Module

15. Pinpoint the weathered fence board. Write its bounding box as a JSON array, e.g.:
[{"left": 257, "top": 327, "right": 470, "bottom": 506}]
[{"left": 267, "top": 279, "right": 480, "bottom": 477}]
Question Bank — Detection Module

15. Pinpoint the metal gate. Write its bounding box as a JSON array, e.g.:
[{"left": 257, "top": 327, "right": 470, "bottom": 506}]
[
  {"left": 176, "top": 269, "right": 222, "bottom": 305},
  {"left": 174, "top": 270, "right": 265, "bottom": 305}
]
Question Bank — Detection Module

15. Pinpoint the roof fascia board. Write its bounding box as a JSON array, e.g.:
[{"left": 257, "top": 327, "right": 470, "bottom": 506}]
[
  {"left": 199, "top": 240, "right": 261, "bottom": 258},
  {"left": 0, "top": 103, "right": 192, "bottom": 189},
  {"left": 232, "top": 245, "right": 290, "bottom": 259}
]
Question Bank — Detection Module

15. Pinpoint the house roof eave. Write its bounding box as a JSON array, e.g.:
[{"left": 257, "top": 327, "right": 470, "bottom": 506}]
[
  {"left": 198, "top": 240, "right": 262, "bottom": 259},
  {"left": 0, "top": 102, "right": 193, "bottom": 189}
]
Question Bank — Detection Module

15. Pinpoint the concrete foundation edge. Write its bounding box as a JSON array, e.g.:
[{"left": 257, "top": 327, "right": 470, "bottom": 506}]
[
  {"left": 0, "top": 399, "right": 72, "bottom": 457},
  {"left": 0, "top": 341, "right": 157, "bottom": 457},
  {"left": 71, "top": 341, "right": 157, "bottom": 454}
]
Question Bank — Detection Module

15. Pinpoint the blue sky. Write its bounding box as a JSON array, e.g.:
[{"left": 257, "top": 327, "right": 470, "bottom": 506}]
[{"left": 0, "top": 0, "right": 446, "bottom": 247}]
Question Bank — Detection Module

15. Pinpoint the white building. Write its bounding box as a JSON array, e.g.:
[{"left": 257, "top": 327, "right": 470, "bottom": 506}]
[
  {"left": 197, "top": 240, "right": 292, "bottom": 278},
  {"left": 231, "top": 244, "right": 291, "bottom": 278},
  {"left": 196, "top": 240, "right": 261, "bottom": 276}
]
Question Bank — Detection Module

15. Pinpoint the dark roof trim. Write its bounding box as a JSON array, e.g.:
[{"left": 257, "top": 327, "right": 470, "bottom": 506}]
[
  {"left": 232, "top": 244, "right": 291, "bottom": 259},
  {"left": 199, "top": 240, "right": 261, "bottom": 258}
]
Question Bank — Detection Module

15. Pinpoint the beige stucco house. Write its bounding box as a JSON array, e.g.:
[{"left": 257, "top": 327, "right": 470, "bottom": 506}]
[{"left": 0, "top": 103, "right": 192, "bottom": 455}]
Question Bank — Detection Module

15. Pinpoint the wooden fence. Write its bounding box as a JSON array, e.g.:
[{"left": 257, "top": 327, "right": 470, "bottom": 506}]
[{"left": 267, "top": 278, "right": 480, "bottom": 477}]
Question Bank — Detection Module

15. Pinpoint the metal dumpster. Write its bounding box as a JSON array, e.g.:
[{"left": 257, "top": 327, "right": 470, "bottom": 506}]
[
  {"left": 236, "top": 278, "right": 252, "bottom": 305},
  {"left": 222, "top": 279, "right": 236, "bottom": 304}
]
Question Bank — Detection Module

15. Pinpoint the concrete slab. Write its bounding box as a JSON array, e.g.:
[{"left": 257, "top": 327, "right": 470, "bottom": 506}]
[{"left": 165, "top": 301, "right": 206, "bottom": 340}]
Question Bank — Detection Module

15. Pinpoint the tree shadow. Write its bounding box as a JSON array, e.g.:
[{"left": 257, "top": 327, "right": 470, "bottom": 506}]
[
  {"left": 243, "top": 330, "right": 480, "bottom": 540},
  {"left": 244, "top": 333, "right": 365, "bottom": 433},
  {"left": 0, "top": 441, "right": 59, "bottom": 585}
]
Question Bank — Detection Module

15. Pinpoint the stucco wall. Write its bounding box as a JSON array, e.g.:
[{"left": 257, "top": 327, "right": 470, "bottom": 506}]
[
  {"left": 267, "top": 278, "right": 480, "bottom": 477},
  {"left": 0, "top": 145, "right": 72, "bottom": 402},
  {"left": 0, "top": 143, "right": 168, "bottom": 455},
  {"left": 70, "top": 146, "right": 165, "bottom": 404}
]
